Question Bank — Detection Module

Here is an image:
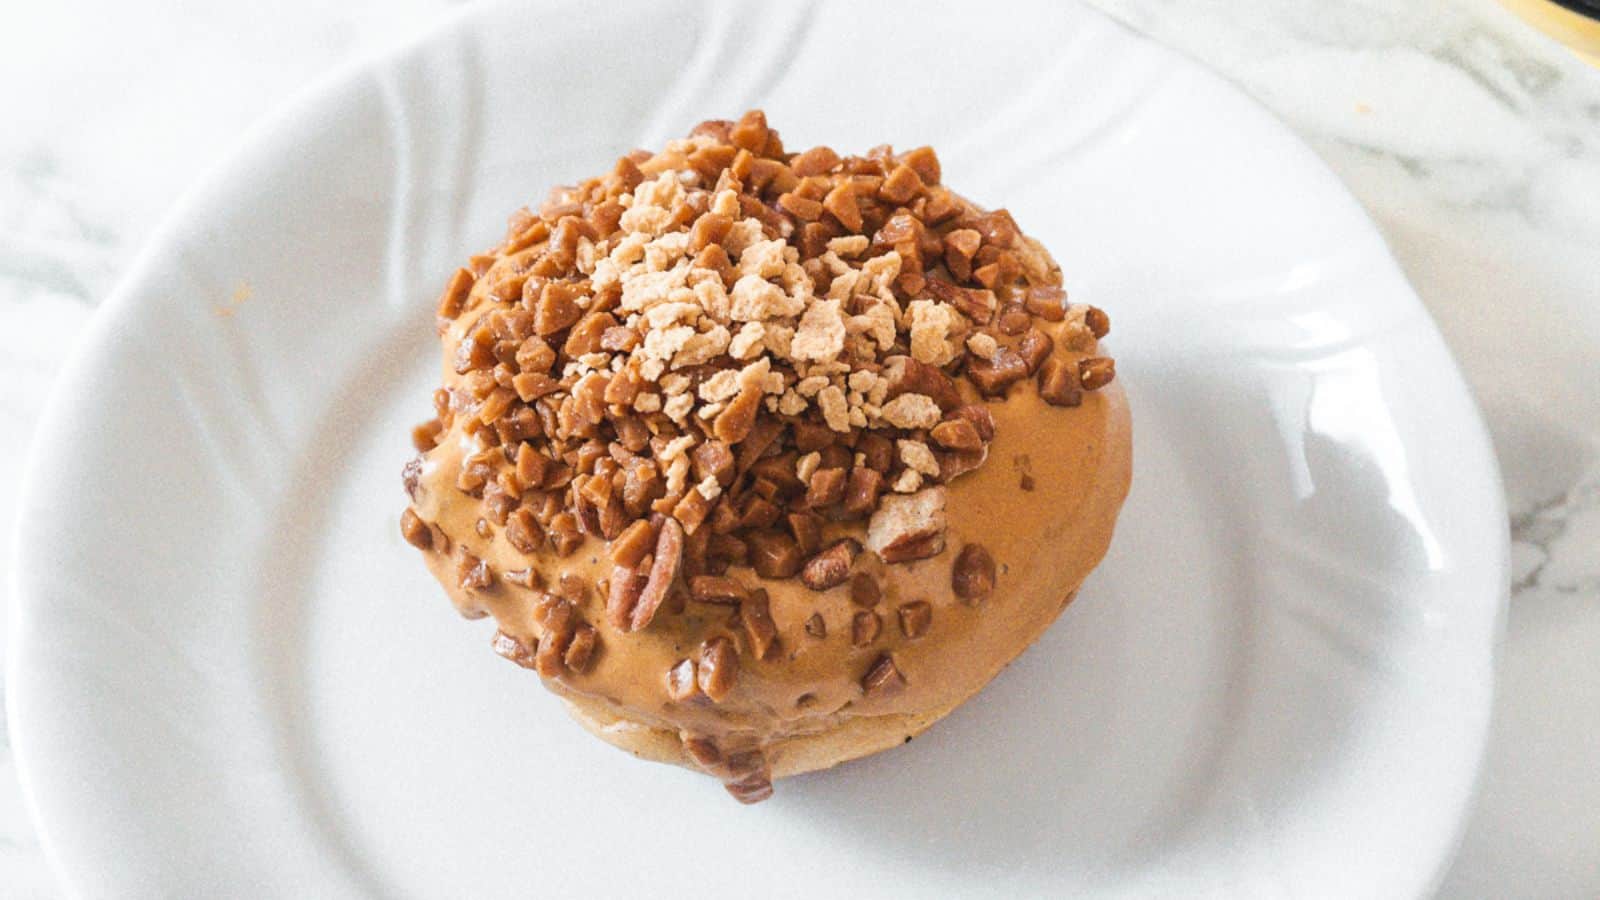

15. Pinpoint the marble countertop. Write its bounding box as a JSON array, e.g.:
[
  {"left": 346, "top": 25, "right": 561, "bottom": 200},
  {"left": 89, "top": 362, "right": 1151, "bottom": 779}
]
[{"left": 3, "top": 0, "right": 1596, "bottom": 895}]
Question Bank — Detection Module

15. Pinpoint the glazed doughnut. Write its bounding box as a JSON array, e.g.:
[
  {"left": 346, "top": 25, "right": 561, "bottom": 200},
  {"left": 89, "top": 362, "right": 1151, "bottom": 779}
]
[{"left": 400, "top": 111, "right": 1131, "bottom": 803}]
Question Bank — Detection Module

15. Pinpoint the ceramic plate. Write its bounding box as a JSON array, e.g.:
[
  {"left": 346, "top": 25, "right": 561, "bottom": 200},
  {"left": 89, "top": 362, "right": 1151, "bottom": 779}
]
[{"left": 8, "top": 1, "right": 1507, "bottom": 896}]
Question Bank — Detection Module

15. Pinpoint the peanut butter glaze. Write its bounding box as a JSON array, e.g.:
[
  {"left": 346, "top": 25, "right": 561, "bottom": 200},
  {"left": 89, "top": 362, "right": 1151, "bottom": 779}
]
[
  {"left": 411, "top": 325, "right": 1129, "bottom": 789},
  {"left": 402, "top": 112, "right": 1131, "bottom": 801}
]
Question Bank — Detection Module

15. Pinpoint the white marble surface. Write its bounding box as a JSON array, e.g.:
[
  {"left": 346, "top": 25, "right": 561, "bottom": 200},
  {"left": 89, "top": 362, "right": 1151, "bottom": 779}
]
[{"left": 2, "top": 0, "right": 1596, "bottom": 896}]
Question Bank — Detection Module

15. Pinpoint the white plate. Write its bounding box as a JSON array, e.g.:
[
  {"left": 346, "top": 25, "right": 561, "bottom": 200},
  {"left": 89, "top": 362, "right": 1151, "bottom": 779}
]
[{"left": 8, "top": 1, "right": 1508, "bottom": 897}]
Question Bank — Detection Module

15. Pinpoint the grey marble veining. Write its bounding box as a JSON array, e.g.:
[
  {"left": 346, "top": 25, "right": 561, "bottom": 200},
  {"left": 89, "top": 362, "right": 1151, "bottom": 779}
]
[{"left": 3, "top": 0, "right": 1597, "bottom": 896}]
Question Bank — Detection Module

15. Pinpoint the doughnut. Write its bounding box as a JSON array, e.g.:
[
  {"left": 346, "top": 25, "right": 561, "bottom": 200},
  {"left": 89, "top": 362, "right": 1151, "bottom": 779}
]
[{"left": 400, "top": 111, "right": 1131, "bottom": 803}]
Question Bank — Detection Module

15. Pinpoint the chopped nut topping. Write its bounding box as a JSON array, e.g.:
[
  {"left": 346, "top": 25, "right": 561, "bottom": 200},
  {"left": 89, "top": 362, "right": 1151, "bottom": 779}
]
[
  {"left": 805, "top": 612, "right": 827, "bottom": 638},
  {"left": 689, "top": 575, "right": 747, "bottom": 604},
  {"left": 1037, "top": 356, "right": 1082, "bottom": 407},
  {"left": 605, "top": 563, "right": 649, "bottom": 630},
  {"left": 682, "top": 732, "right": 721, "bottom": 768},
  {"left": 409, "top": 112, "right": 1119, "bottom": 673},
  {"left": 879, "top": 393, "right": 941, "bottom": 430},
  {"left": 898, "top": 601, "right": 932, "bottom": 639},
  {"left": 849, "top": 572, "right": 882, "bottom": 607},
  {"left": 801, "top": 539, "right": 859, "bottom": 591},
  {"left": 697, "top": 636, "right": 738, "bottom": 702},
  {"left": 748, "top": 529, "right": 804, "bottom": 578},
  {"left": 741, "top": 588, "right": 780, "bottom": 660},
  {"left": 491, "top": 629, "right": 536, "bottom": 669},
  {"left": 608, "top": 518, "right": 657, "bottom": 567},
  {"left": 458, "top": 552, "right": 492, "bottom": 591},
  {"left": 1079, "top": 356, "right": 1116, "bottom": 391},
  {"left": 867, "top": 487, "right": 947, "bottom": 563},
  {"left": 725, "top": 772, "right": 774, "bottom": 805},
  {"left": 564, "top": 623, "right": 598, "bottom": 672},
  {"left": 952, "top": 543, "right": 997, "bottom": 604},
  {"left": 630, "top": 518, "right": 684, "bottom": 631},
  {"left": 1083, "top": 305, "right": 1111, "bottom": 339},
  {"left": 861, "top": 654, "right": 906, "bottom": 696},
  {"left": 852, "top": 610, "right": 882, "bottom": 647},
  {"left": 667, "top": 658, "right": 701, "bottom": 701},
  {"left": 400, "top": 508, "right": 432, "bottom": 549}
]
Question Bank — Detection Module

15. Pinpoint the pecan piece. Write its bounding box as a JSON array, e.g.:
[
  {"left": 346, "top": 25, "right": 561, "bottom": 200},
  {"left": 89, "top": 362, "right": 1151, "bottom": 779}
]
[
  {"left": 402, "top": 455, "right": 424, "bottom": 499},
  {"left": 1037, "top": 356, "right": 1083, "bottom": 407},
  {"left": 734, "top": 414, "right": 785, "bottom": 473},
  {"left": 801, "top": 539, "right": 859, "bottom": 591},
  {"left": 858, "top": 434, "right": 894, "bottom": 473},
  {"left": 967, "top": 347, "right": 1029, "bottom": 396},
  {"left": 929, "top": 419, "right": 982, "bottom": 452},
  {"left": 725, "top": 772, "right": 774, "bottom": 805},
  {"left": 400, "top": 508, "right": 432, "bottom": 549},
  {"left": 1083, "top": 305, "right": 1111, "bottom": 339},
  {"left": 741, "top": 588, "right": 780, "bottom": 661},
  {"left": 952, "top": 404, "right": 995, "bottom": 442},
  {"left": 557, "top": 571, "right": 589, "bottom": 603},
  {"left": 534, "top": 626, "right": 574, "bottom": 677},
  {"left": 790, "top": 420, "right": 836, "bottom": 453},
  {"left": 851, "top": 610, "right": 881, "bottom": 647},
  {"left": 606, "top": 563, "right": 649, "bottom": 630},
  {"left": 881, "top": 355, "right": 962, "bottom": 411},
  {"left": 1016, "top": 329, "right": 1055, "bottom": 373},
  {"left": 786, "top": 511, "right": 825, "bottom": 556},
  {"left": 1024, "top": 285, "right": 1067, "bottom": 321},
  {"left": 898, "top": 601, "right": 932, "bottom": 639},
  {"left": 925, "top": 277, "right": 996, "bottom": 323},
  {"left": 866, "top": 487, "right": 947, "bottom": 564},
  {"left": 805, "top": 467, "right": 848, "bottom": 509},
  {"left": 849, "top": 572, "right": 881, "bottom": 607},
  {"left": 697, "top": 636, "right": 738, "bottom": 702},
  {"left": 631, "top": 518, "right": 684, "bottom": 631},
  {"left": 491, "top": 630, "right": 536, "bottom": 669},
  {"left": 937, "top": 447, "right": 987, "bottom": 482},
  {"left": 861, "top": 654, "right": 906, "bottom": 696},
  {"left": 682, "top": 732, "right": 720, "bottom": 767},
  {"left": 691, "top": 439, "right": 735, "bottom": 487},
  {"left": 458, "top": 553, "right": 492, "bottom": 591},
  {"left": 952, "top": 543, "right": 997, "bottom": 604},
  {"left": 1079, "top": 357, "right": 1116, "bottom": 391},
  {"left": 997, "top": 305, "right": 1032, "bottom": 335},
  {"left": 505, "top": 507, "right": 545, "bottom": 554},
  {"left": 564, "top": 624, "right": 598, "bottom": 673},
  {"left": 667, "top": 658, "right": 701, "bottom": 702},
  {"left": 841, "top": 466, "right": 884, "bottom": 518},
  {"left": 805, "top": 613, "right": 827, "bottom": 638}
]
